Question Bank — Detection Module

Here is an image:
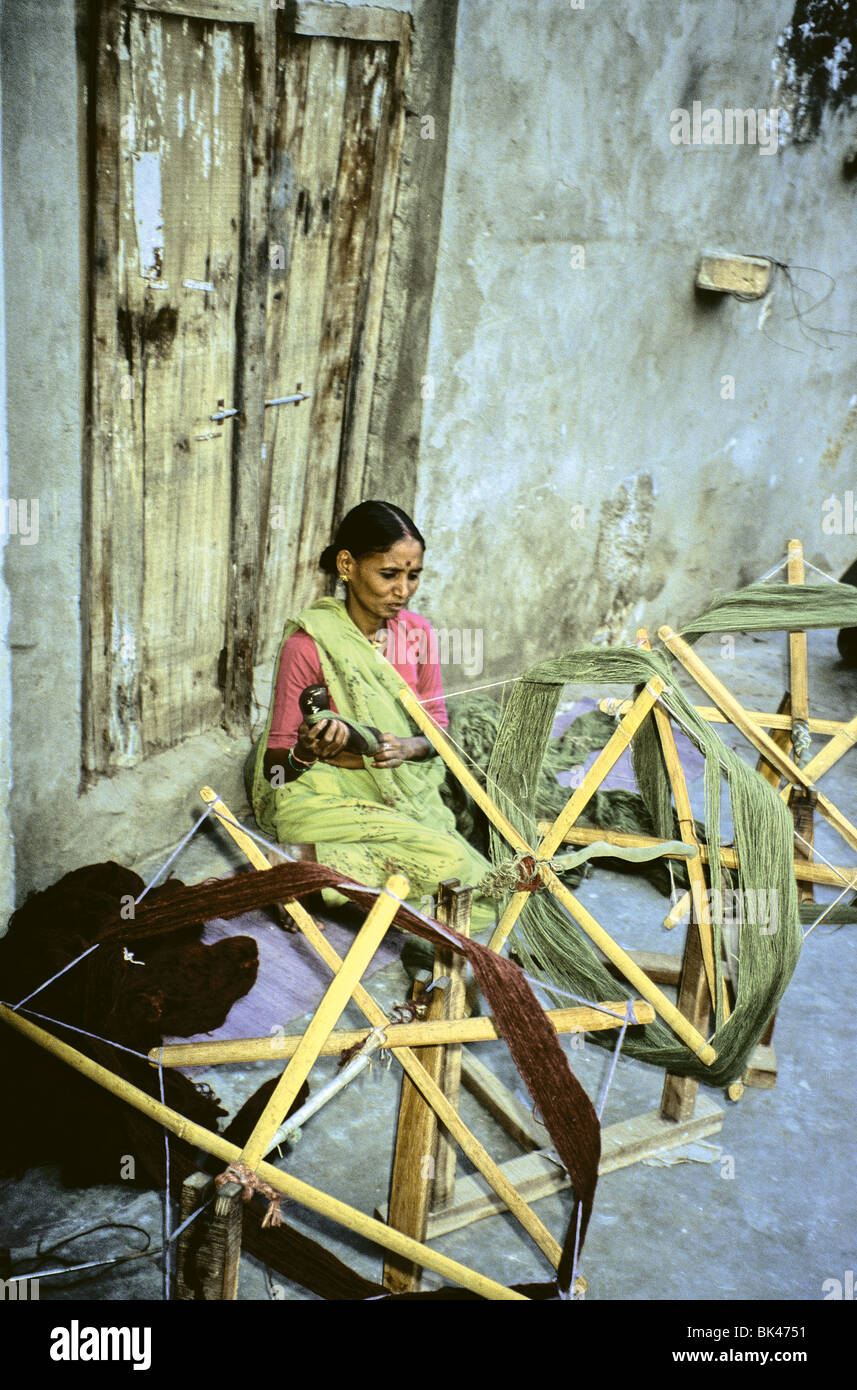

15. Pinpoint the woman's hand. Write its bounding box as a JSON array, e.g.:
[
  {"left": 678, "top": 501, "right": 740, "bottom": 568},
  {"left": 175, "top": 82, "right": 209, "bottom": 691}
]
[
  {"left": 372, "top": 734, "right": 429, "bottom": 769},
  {"left": 296, "top": 717, "right": 350, "bottom": 763}
]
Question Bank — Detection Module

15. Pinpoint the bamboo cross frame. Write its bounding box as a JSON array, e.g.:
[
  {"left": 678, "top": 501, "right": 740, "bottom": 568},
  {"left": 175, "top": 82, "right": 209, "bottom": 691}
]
[
  {"left": 151, "top": 999, "right": 655, "bottom": 1067},
  {"left": 534, "top": 821, "right": 856, "bottom": 891},
  {"left": 0, "top": 1001, "right": 525, "bottom": 1301},
  {"left": 658, "top": 629, "right": 857, "bottom": 857},
  {"left": 238, "top": 873, "right": 408, "bottom": 1169},
  {"left": 487, "top": 679, "right": 663, "bottom": 955},
  {"left": 397, "top": 685, "right": 717, "bottom": 1066},
  {"left": 199, "top": 790, "right": 564, "bottom": 1270}
]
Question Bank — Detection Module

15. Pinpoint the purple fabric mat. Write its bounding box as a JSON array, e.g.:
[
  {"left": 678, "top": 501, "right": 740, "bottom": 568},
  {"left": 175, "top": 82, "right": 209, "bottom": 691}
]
[
  {"left": 164, "top": 907, "right": 404, "bottom": 1061},
  {"left": 553, "top": 698, "right": 705, "bottom": 792}
]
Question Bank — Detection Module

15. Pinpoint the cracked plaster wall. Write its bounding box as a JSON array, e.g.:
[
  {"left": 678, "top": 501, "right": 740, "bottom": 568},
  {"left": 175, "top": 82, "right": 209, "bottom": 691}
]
[{"left": 415, "top": 0, "right": 857, "bottom": 682}]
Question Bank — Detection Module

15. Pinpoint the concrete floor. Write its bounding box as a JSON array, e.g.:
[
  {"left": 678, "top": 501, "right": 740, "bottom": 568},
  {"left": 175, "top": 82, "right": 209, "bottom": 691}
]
[{"left": 1, "top": 626, "right": 855, "bottom": 1306}]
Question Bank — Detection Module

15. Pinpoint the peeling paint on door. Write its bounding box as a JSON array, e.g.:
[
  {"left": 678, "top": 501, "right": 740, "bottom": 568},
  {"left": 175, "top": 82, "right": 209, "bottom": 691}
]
[{"left": 132, "top": 150, "right": 166, "bottom": 284}]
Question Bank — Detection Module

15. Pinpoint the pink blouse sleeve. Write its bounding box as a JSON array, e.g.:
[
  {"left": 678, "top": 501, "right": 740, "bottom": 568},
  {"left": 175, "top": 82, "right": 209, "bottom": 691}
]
[
  {"left": 267, "top": 631, "right": 333, "bottom": 748},
  {"left": 414, "top": 617, "right": 449, "bottom": 730}
]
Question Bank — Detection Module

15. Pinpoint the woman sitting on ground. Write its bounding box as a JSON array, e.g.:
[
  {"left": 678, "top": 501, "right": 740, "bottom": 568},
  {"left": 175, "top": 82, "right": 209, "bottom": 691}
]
[{"left": 249, "top": 500, "right": 496, "bottom": 933}]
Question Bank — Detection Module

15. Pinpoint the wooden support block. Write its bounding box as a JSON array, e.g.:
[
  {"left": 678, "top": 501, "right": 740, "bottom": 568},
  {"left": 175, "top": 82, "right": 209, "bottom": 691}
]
[
  {"left": 660, "top": 919, "right": 711, "bottom": 1123},
  {"left": 600, "top": 1093, "right": 725, "bottom": 1173},
  {"left": 743, "top": 1042, "right": 778, "bottom": 1090},
  {"left": 430, "top": 881, "right": 472, "bottom": 1211},
  {"left": 176, "top": 1172, "right": 213, "bottom": 1301},
  {"left": 384, "top": 1095, "right": 725, "bottom": 1239},
  {"left": 695, "top": 252, "right": 772, "bottom": 298},
  {"left": 175, "top": 1172, "right": 244, "bottom": 1301},
  {"left": 383, "top": 977, "right": 449, "bottom": 1293}
]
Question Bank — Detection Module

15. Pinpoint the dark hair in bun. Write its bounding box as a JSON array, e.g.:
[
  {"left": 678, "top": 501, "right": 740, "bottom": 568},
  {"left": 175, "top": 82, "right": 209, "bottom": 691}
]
[{"left": 319, "top": 500, "right": 425, "bottom": 575}]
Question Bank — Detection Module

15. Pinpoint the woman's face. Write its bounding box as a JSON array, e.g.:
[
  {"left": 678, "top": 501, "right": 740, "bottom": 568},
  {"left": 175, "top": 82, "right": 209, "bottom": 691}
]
[{"left": 339, "top": 537, "right": 424, "bottom": 629}]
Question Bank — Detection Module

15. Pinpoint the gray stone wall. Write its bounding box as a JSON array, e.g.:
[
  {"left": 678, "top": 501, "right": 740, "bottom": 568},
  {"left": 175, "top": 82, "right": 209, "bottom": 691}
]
[
  {"left": 415, "top": 1, "right": 857, "bottom": 683},
  {"left": 0, "top": 0, "right": 15, "bottom": 933},
  {"left": 3, "top": 0, "right": 857, "bottom": 903},
  {"left": 3, "top": 0, "right": 87, "bottom": 901}
]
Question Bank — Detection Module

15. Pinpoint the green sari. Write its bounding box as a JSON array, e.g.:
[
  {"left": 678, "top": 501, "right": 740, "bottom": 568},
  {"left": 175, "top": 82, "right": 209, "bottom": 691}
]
[{"left": 250, "top": 598, "right": 497, "bottom": 933}]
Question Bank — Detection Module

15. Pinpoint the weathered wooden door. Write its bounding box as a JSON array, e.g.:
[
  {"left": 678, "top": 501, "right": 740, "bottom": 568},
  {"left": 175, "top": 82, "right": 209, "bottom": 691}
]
[{"left": 84, "top": 0, "right": 410, "bottom": 774}]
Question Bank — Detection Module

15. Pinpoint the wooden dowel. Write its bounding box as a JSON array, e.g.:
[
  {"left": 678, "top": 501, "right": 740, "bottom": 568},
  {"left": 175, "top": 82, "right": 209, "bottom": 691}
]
[
  {"left": 694, "top": 708, "right": 847, "bottom": 735},
  {"left": 151, "top": 999, "right": 657, "bottom": 1067},
  {"left": 431, "top": 882, "right": 471, "bottom": 1211},
  {"left": 239, "top": 873, "right": 408, "bottom": 1168},
  {"left": 637, "top": 631, "right": 716, "bottom": 1008},
  {"left": 269, "top": 1029, "right": 387, "bottom": 1148},
  {"left": 787, "top": 540, "right": 809, "bottom": 736},
  {"left": 603, "top": 698, "right": 848, "bottom": 737},
  {"left": 0, "top": 1001, "right": 524, "bottom": 1301},
  {"left": 536, "top": 822, "right": 857, "bottom": 889},
  {"left": 384, "top": 975, "right": 448, "bottom": 1292},
  {"left": 659, "top": 628, "right": 857, "bottom": 855},
  {"left": 397, "top": 692, "right": 717, "bottom": 1065},
  {"left": 489, "top": 681, "right": 664, "bottom": 954},
  {"left": 201, "top": 791, "right": 563, "bottom": 1270}
]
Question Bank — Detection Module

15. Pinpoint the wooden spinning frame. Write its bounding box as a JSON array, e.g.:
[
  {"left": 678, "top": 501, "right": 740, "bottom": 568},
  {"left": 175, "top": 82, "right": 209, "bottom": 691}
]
[
  {"left": 150, "top": 788, "right": 645, "bottom": 1298},
  {"left": 392, "top": 668, "right": 738, "bottom": 1243},
  {"left": 603, "top": 540, "right": 857, "bottom": 1089},
  {"left": 8, "top": 546, "right": 835, "bottom": 1297}
]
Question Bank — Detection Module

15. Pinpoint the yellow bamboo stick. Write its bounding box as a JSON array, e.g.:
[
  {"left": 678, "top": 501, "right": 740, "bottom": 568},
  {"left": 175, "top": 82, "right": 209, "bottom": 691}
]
[
  {"left": 604, "top": 698, "right": 848, "bottom": 737},
  {"left": 200, "top": 787, "right": 321, "bottom": 937},
  {"left": 637, "top": 632, "right": 717, "bottom": 1008},
  {"left": 0, "top": 1002, "right": 525, "bottom": 1301},
  {"left": 201, "top": 791, "right": 563, "bottom": 1269},
  {"left": 540, "top": 681, "right": 664, "bottom": 860},
  {"left": 150, "top": 1000, "right": 657, "bottom": 1067},
  {"left": 396, "top": 693, "right": 717, "bottom": 1066},
  {"left": 536, "top": 822, "right": 857, "bottom": 889},
  {"left": 239, "top": 874, "right": 408, "bottom": 1169},
  {"left": 543, "top": 868, "right": 717, "bottom": 1064},
  {"left": 664, "top": 889, "right": 692, "bottom": 928},
  {"left": 787, "top": 540, "right": 809, "bottom": 735},
  {"left": 697, "top": 708, "right": 847, "bottom": 735}
]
